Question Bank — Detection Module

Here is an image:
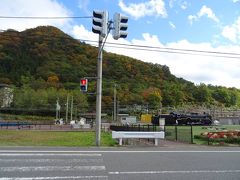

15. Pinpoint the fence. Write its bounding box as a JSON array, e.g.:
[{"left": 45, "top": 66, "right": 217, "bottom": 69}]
[
  {"left": 0, "top": 122, "right": 110, "bottom": 131},
  {"left": 110, "top": 124, "right": 157, "bottom": 132},
  {"left": 165, "top": 125, "right": 193, "bottom": 144},
  {"left": 0, "top": 123, "right": 79, "bottom": 131}
]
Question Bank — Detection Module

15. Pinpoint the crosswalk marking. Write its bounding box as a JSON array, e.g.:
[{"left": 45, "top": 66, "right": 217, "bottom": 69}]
[
  {"left": 1, "top": 165, "right": 106, "bottom": 172},
  {"left": 0, "top": 158, "right": 103, "bottom": 163},
  {"left": 0, "top": 166, "right": 106, "bottom": 172},
  {"left": 1, "top": 152, "right": 108, "bottom": 179},
  {"left": 0, "top": 176, "right": 108, "bottom": 180},
  {"left": 0, "top": 153, "right": 102, "bottom": 156}
]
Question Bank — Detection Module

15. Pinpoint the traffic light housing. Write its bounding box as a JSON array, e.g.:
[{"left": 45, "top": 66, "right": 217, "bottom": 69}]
[
  {"left": 92, "top": 10, "right": 108, "bottom": 38},
  {"left": 113, "top": 13, "right": 128, "bottom": 40},
  {"left": 80, "top": 79, "right": 88, "bottom": 92}
]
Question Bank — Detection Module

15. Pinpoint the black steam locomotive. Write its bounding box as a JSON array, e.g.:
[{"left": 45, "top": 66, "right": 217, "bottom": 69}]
[{"left": 152, "top": 112, "right": 212, "bottom": 125}]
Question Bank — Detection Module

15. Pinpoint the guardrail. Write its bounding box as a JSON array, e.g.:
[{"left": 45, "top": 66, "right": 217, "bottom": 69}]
[{"left": 112, "top": 131, "right": 165, "bottom": 146}]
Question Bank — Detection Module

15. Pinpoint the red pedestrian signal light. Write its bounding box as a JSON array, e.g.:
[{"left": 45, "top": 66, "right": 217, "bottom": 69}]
[
  {"left": 80, "top": 79, "right": 88, "bottom": 92},
  {"left": 81, "top": 79, "right": 87, "bottom": 85}
]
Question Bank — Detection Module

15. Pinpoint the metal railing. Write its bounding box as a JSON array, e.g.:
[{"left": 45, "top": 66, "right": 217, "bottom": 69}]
[
  {"left": 165, "top": 125, "right": 193, "bottom": 144},
  {"left": 110, "top": 124, "right": 158, "bottom": 132}
]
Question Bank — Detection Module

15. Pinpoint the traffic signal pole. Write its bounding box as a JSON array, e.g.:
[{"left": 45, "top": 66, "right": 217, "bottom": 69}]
[
  {"left": 96, "top": 35, "right": 103, "bottom": 146},
  {"left": 113, "top": 84, "right": 117, "bottom": 122},
  {"left": 91, "top": 10, "right": 128, "bottom": 146}
]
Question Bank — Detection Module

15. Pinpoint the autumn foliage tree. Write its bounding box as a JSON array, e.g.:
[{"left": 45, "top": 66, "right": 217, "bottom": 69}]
[
  {"left": 0, "top": 26, "right": 240, "bottom": 110},
  {"left": 47, "top": 75, "right": 62, "bottom": 88},
  {"left": 142, "top": 87, "right": 162, "bottom": 110}
]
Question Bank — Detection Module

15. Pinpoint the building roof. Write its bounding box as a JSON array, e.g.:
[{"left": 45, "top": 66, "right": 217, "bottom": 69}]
[{"left": 0, "top": 84, "right": 10, "bottom": 88}]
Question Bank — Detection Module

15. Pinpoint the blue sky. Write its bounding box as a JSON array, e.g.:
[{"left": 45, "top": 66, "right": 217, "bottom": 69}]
[
  {"left": 1, "top": 0, "right": 240, "bottom": 88},
  {"left": 70, "top": 0, "right": 240, "bottom": 45}
]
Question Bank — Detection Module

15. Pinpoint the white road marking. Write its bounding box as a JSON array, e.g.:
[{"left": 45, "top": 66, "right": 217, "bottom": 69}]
[
  {"left": 0, "top": 153, "right": 102, "bottom": 156},
  {"left": 0, "top": 166, "right": 106, "bottom": 172},
  {"left": 0, "top": 176, "right": 108, "bottom": 180},
  {"left": 0, "top": 158, "right": 103, "bottom": 163},
  {"left": 109, "top": 170, "right": 240, "bottom": 175},
  {"left": 0, "top": 150, "right": 240, "bottom": 153}
]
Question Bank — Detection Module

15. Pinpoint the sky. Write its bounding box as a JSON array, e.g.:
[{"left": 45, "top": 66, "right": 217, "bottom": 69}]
[{"left": 1, "top": 0, "right": 240, "bottom": 88}]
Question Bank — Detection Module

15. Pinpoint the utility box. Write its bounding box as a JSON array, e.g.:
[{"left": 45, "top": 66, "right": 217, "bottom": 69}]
[
  {"left": 121, "top": 116, "right": 137, "bottom": 125},
  {"left": 140, "top": 114, "right": 152, "bottom": 123}
]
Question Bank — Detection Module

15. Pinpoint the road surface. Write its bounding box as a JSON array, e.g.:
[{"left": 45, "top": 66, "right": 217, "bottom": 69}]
[{"left": 0, "top": 146, "right": 240, "bottom": 180}]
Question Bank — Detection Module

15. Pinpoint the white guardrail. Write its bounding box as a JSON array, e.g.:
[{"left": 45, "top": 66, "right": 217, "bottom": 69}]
[{"left": 112, "top": 131, "right": 165, "bottom": 146}]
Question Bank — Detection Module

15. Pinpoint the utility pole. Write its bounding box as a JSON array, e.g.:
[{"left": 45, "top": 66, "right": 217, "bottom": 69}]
[
  {"left": 56, "top": 98, "right": 60, "bottom": 120},
  {"left": 70, "top": 95, "right": 73, "bottom": 121},
  {"left": 96, "top": 36, "right": 103, "bottom": 146},
  {"left": 113, "top": 84, "right": 117, "bottom": 122},
  {"left": 65, "top": 94, "right": 69, "bottom": 123}
]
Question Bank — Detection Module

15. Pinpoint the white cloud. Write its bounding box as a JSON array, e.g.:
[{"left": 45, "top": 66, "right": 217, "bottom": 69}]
[
  {"left": 118, "top": 0, "right": 167, "bottom": 19},
  {"left": 198, "top": 5, "right": 219, "bottom": 22},
  {"left": 222, "top": 26, "right": 237, "bottom": 42},
  {"left": 180, "top": 1, "right": 188, "bottom": 10},
  {"left": 188, "top": 5, "right": 219, "bottom": 24},
  {"left": 233, "top": 0, "right": 240, "bottom": 2},
  {"left": 188, "top": 15, "right": 197, "bottom": 25},
  {"left": 72, "top": 25, "right": 240, "bottom": 88},
  {"left": 169, "top": 0, "right": 189, "bottom": 10},
  {"left": 0, "top": 0, "right": 72, "bottom": 31},
  {"left": 72, "top": 25, "right": 98, "bottom": 42},
  {"left": 169, "top": 22, "right": 176, "bottom": 30},
  {"left": 132, "top": 33, "right": 163, "bottom": 46},
  {"left": 222, "top": 17, "right": 240, "bottom": 43},
  {"left": 78, "top": 0, "right": 90, "bottom": 14}
]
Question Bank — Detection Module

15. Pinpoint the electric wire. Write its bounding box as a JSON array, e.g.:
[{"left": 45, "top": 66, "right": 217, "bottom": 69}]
[
  {"left": 0, "top": 15, "right": 239, "bottom": 58},
  {"left": 0, "top": 16, "right": 92, "bottom": 19},
  {"left": 0, "top": 30, "right": 240, "bottom": 59},
  {"left": 81, "top": 39, "right": 240, "bottom": 57},
  {"left": 85, "top": 41, "right": 240, "bottom": 59}
]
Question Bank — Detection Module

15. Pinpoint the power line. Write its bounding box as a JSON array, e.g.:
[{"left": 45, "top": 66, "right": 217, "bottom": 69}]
[
  {"left": 81, "top": 39, "right": 240, "bottom": 57},
  {"left": 0, "top": 31, "right": 240, "bottom": 59},
  {"left": 0, "top": 16, "right": 92, "bottom": 19},
  {"left": 0, "top": 16, "right": 239, "bottom": 58},
  {"left": 84, "top": 41, "right": 240, "bottom": 59},
  {"left": 102, "top": 44, "right": 240, "bottom": 59}
]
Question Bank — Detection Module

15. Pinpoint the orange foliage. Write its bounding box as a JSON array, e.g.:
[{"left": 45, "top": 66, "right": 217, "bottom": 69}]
[
  {"left": 47, "top": 75, "right": 59, "bottom": 83},
  {"left": 142, "top": 87, "right": 161, "bottom": 100}
]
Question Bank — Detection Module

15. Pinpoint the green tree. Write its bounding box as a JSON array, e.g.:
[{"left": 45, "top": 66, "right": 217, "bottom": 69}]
[
  {"left": 193, "top": 83, "right": 211, "bottom": 105},
  {"left": 212, "top": 87, "right": 230, "bottom": 106}
]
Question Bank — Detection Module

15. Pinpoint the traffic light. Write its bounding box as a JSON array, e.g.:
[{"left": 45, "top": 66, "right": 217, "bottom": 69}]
[
  {"left": 112, "top": 13, "right": 128, "bottom": 40},
  {"left": 80, "top": 79, "right": 88, "bottom": 92},
  {"left": 92, "top": 10, "right": 108, "bottom": 38}
]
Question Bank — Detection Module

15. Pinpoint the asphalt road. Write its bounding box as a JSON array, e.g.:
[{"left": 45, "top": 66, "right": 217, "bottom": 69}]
[{"left": 0, "top": 146, "right": 240, "bottom": 180}]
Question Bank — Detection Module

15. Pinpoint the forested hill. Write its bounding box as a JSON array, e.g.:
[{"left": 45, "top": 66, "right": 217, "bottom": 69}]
[{"left": 0, "top": 26, "right": 239, "bottom": 108}]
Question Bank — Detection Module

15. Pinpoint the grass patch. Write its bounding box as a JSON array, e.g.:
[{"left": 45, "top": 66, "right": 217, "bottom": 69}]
[{"left": 0, "top": 131, "right": 117, "bottom": 147}]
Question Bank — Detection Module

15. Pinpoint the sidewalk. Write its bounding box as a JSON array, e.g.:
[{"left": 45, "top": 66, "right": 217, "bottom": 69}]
[{"left": 124, "top": 138, "right": 195, "bottom": 147}]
